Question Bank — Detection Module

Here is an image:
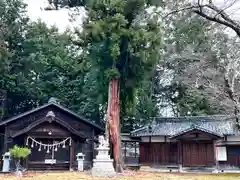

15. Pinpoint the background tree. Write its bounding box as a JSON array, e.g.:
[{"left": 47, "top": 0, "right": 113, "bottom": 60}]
[
  {"left": 160, "top": 0, "right": 240, "bottom": 37},
  {"left": 1, "top": 0, "right": 160, "bottom": 130},
  {"left": 178, "top": 32, "right": 240, "bottom": 116},
  {"left": 77, "top": 0, "right": 162, "bottom": 172},
  {"left": 0, "top": 0, "right": 32, "bottom": 119},
  {"left": 152, "top": 8, "right": 217, "bottom": 116},
  {"left": 0, "top": 0, "right": 103, "bottom": 122},
  {"left": 18, "top": 21, "right": 104, "bottom": 122},
  {"left": 122, "top": 70, "right": 160, "bottom": 132},
  {"left": 159, "top": 2, "right": 240, "bottom": 117},
  {"left": 191, "top": 0, "right": 240, "bottom": 37},
  {"left": 44, "top": 0, "right": 239, "bottom": 118}
]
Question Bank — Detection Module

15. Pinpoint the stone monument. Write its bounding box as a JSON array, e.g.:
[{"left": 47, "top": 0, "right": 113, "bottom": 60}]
[
  {"left": 76, "top": 152, "right": 85, "bottom": 171},
  {"left": 91, "top": 135, "right": 116, "bottom": 177},
  {"left": 2, "top": 152, "right": 11, "bottom": 172}
]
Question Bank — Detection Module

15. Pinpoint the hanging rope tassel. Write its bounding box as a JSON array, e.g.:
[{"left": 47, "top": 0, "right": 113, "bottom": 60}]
[
  {"left": 27, "top": 136, "right": 71, "bottom": 152},
  {"left": 26, "top": 138, "right": 28, "bottom": 146},
  {"left": 47, "top": 145, "right": 50, "bottom": 153},
  {"left": 31, "top": 140, "right": 34, "bottom": 148},
  {"left": 38, "top": 142, "right": 42, "bottom": 151}
]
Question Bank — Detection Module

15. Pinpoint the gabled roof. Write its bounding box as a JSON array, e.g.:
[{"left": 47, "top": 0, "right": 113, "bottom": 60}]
[
  {"left": 169, "top": 125, "right": 223, "bottom": 139},
  {"left": 131, "top": 115, "right": 238, "bottom": 137},
  {"left": 11, "top": 116, "right": 87, "bottom": 138},
  {"left": 0, "top": 101, "right": 104, "bottom": 131}
]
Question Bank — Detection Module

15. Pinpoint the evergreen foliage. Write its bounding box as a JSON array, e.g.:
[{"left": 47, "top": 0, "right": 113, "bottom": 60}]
[
  {"left": 9, "top": 145, "right": 31, "bottom": 159},
  {"left": 2, "top": 0, "right": 239, "bottom": 131},
  {"left": 78, "top": 0, "right": 162, "bottom": 127},
  {"left": 0, "top": 0, "right": 161, "bottom": 131}
]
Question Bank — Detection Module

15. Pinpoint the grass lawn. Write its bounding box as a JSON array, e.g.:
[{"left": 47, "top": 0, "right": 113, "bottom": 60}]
[{"left": 1, "top": 171, "right": 240, "bottom": 180}]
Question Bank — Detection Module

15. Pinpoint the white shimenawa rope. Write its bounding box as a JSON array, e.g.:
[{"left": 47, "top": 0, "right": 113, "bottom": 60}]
[{"left": 26, "top": 136, "right": 72, "bottom": 152}]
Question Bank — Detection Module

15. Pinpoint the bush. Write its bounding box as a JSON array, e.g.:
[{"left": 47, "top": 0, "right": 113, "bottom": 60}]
[{"left": 9, "top": 145, "right": 31, "bottom": 159}]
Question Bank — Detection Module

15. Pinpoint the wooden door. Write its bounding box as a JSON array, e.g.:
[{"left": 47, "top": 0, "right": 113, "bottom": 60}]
[
  {"left": 182, "top": 142, "right": 214, "bottom": 167},
  {"left": 227, "top": 146, "right": 240, "bottom": 167},
  {"left": 139, "top": 142, "right": 178, "bottom": 165},
  {"left": 28, "top": 138, "right": 70, "bottom": 170},
  {"left": 140, "top": 142, "right": 150, "bottom": 165}
]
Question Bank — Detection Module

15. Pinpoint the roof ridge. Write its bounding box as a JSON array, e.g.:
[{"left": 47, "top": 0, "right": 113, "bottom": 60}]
[
  {"left": 131, "top": 115, "right": 237, "bottom": 137},
  {"left": 151, "top": 114, "right": 236, "bottom": 123},
  {"left": 0, "top": 102, "right": 104, "bottom": 131},
  {"left": 131, "top": 126, "right": 148, "bottom": 133}
]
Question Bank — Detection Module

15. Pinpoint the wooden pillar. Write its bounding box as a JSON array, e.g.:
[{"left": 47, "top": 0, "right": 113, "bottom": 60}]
[
  {"left": 123, "top": 141, "right": 126, "bottom": 164},
  {"left": 92, "top": 129, "right": 95, "bottom": 159},
  {"left": 178, "top": 140, "right": 182, "bottom": 172},
  {"left": 149, "top": 137, "right": 151, "bottom": 165},
  {"left": 69, "top": 138, "right": 75, "bottom": 171},
  {"left": 213, "top": 140, "right": 219, "bottom": 172},
  {"left": 134, "top": 142, "right": 137, "bottom": 158},
  {"left": 3, "top": 126, "right": 8, "bottom": 153},
  {"left": 124, "top": 142, "right": 126, "bottom": 158},
  {"left": 24, "top": 136, "right": 29, "bottom": 170},
  {"left": 92, "top": 129, "right": 95, "bottom": 161}
]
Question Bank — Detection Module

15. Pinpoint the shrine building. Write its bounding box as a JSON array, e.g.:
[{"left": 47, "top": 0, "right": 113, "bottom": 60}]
[
  {"left": 131, "top": 116, "right": 240, "bottom": 172},
  {"left": 0, "top": 98, "right": 104, "bottom": 170},
  {"left": 1, "top": 98, "right": 240, "bottom": 172}
]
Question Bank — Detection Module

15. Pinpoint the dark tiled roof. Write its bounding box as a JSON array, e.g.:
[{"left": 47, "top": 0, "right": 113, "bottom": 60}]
[
  {"left": 131, "top": 115, "right": 238, "bottom": 137},
  {"left": 0, "top": 102, "right": 104, "bottom": 131}
]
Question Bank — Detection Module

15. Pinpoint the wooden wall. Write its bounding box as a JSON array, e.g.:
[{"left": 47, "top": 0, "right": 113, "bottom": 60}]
[
  {"left": 182, "top": 142, "right": 214, "bottom": 167},
  {"left": 140, "top": 142, "right": 178, "bottom": 166},
  {"left": 122, "top": 141, "right": 139, "bottom": 165},
  {"left": 3, "top": 104, "right": 101, "bottom": 170},
  {"left": 225, "top": 145, "right": 240, "bottom": 167}
]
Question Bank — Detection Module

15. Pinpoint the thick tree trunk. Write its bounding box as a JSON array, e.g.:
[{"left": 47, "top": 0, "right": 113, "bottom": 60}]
[
  {"left": 15, "top": 159, "right": 22, "bottom": 177},
  {"left": 107, "top": 78, "right": 123, "bottom": 173}
]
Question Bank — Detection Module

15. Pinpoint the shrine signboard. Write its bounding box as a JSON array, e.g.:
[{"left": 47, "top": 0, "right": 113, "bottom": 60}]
[{"left": 44, "top": 159, "right": 56, "bottom": 164}]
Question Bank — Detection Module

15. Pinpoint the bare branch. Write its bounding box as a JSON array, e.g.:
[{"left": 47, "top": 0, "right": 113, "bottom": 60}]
[
  {"left": 157, "top": 6, "right": 198, "bottom": 19},
  {"left": 193, "top": 9, "right": 240, "bottom": 37},
  {"left": 198, "top": 0, "right": 203, "bottom": 12},
  {"left": 213, "top": 0, "right": 238, "bottom": 18},
  {"left": 162, "top": 1, "right": 240, "bottom": 37},
  {"left": 205, "top": 3, "right": 239, "bottom": 26}
]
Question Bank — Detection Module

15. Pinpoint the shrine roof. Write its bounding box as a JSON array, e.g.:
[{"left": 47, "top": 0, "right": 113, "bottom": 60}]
[
  {"left": 0, "top": 100, "right": 104, "bottom": 131},
  {"left": 131, "top": 115, "right": 239, "bottom": 137}
]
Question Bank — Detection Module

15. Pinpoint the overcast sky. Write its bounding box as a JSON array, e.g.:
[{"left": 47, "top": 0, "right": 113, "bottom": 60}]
[
  {"left": 25, "top": 0, "right": 240, "bottom": 33},
  {"left": 23, "top": 0, "right": 240, "bottom": 116},
  {"left": 24, "top": 0, "right": 86, "bottom": 32}
]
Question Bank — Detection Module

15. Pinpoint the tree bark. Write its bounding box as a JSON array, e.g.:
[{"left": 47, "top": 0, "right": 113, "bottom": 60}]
[
  {"left": 15, "top": 159, "right": 22, "bottom": 177},
  {"left": 107, "top": 78, "right": 123, "bottom": 173}
]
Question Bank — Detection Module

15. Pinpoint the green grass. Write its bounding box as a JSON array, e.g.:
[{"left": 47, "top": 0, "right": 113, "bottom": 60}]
[{"left": 1, "top": 171, "right": 240, "bottom": 180}]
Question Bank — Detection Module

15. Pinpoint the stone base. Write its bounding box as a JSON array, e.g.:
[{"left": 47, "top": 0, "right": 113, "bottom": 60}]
[
  {"left": 212, "top": 169, "right": 219, "bottom": 173},
  {"left": 140, "top": 166, "right": 179, "bottom": 173},
  {"left": 91, "top": 159, "right": 116, "bottom": 177}
]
